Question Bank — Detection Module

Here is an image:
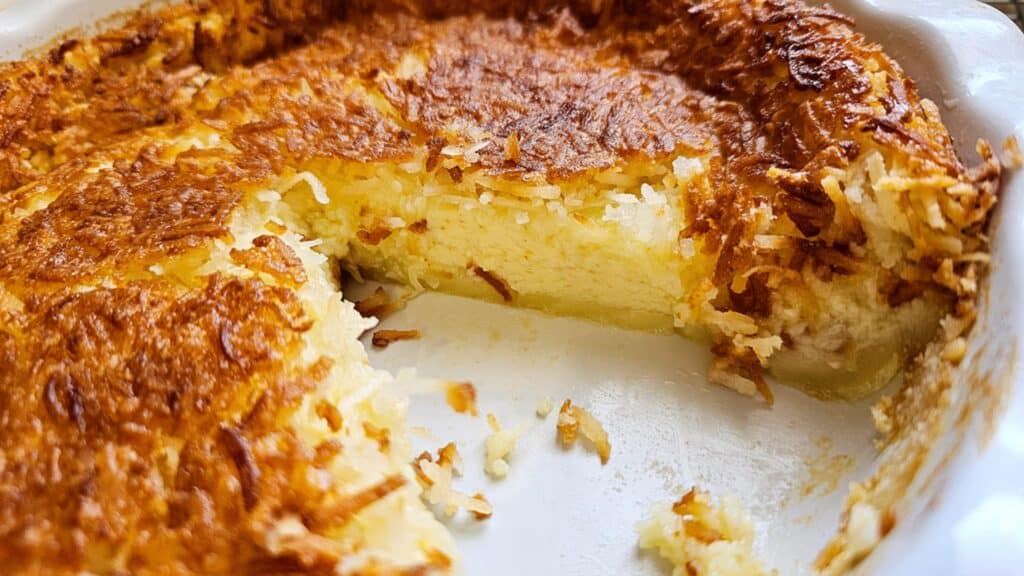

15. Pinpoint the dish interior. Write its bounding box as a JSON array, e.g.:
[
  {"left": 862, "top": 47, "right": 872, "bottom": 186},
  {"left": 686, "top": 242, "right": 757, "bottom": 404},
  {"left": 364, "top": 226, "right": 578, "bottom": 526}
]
[{"left": 360, "top": 284, "right": 880, "bottom": 574}]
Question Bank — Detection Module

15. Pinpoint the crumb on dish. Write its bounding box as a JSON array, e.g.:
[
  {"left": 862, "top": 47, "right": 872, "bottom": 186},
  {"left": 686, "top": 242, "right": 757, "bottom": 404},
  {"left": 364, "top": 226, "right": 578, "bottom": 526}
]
[
  {"left": 444, "top": 381, "right": 479, "bottom": 416},
  {"left": 536, "top": 396, "right": 554, "bottom": 418},
  {"left": 556, "top": 399, "right": 611, "bottom": 465},
  {"left": 413, "top": 442, "right": 492, "bottom": 520},
  {"left": 1002, "top": 135, "right": 1024, "bottom": 169},
  {"left": 484, "top": 413, "right": 528, "bottom": 479},
  {"left": 638, "top": 488, "right": 771, "bottom": 576},
  {"left": 371, "top": 328, "right": 421, "bottom": 349},
  {"left": 354, "top": 285, "right": 410, "bottom": 319}
]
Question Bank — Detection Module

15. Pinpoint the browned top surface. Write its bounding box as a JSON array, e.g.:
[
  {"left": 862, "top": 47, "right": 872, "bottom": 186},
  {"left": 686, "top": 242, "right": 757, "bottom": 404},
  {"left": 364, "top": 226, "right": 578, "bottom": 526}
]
[
  {"left": 0, "top": 275, "right": 412, "bottom": 573},
  {"left": 371, "top": 14, "right": 712, "bottom": 177},
  {"left": 193, "top": 9, "right": 716, "bottom": 177},
  {"left": 0, "top": 143, "right": 242, "bottom": 289},
  {"left": 0, "top": 0, "right": 345, "bottom": 193}
]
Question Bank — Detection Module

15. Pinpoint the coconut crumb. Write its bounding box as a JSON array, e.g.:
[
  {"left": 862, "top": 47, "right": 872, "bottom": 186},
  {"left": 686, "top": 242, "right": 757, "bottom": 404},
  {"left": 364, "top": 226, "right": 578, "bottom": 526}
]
[
  {"left": 672, "top": 156, "right": 706, "bottom": 183},
  {"left": 470, "top": 493, "right": 493, "bottom": 520},
  {"left": 708, "top": 357, "right": 774, "bottom": 406},
  {"left": 408, "top": 218, "right": 429, "bottom": 233},
  {"left": 371, "top": 329, "right": 421, "bottom": 349},
  {"left": 556, "top": 399, "right": 611, "bottom": 464},
  {"left": 444, "top": 381, "right": 479, "bottom": 416},
  {"left": 536, "top": 397, "right": 554, "bottom": 418},
  {"left": 484, "top": 413, "right": 527, "bottom": 479},
  {"left": 638, "top": 488, "right": 771, "bottom": 576},
  {"left": 354, "top": 286, "right": 408, "bottom": 320},
  {"left": 1002, "top": 135, "right": 1023, "bottom": 169},
  {"left": 845, "top": 502, "right": 883, "bottom": 557},
  {"left": 463, "top": 139, "right": 491, "bottom": 164},
  {"left": 413, "top": 443, "right": 492, "bottom": 520},
  {"left": 356, "top": 224, "right": 393, "bottom": 246}
]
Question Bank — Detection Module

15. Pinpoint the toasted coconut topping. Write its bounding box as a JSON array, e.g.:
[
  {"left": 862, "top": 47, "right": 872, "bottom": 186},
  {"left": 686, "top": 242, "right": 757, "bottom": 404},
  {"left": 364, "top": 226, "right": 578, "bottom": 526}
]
[
  {"left": 503, "top": 133, "right": 521, "bottom": 164},
  {"left": 230, "top": 234, "right": 309, "bottom": 286},
  {"left": 315, "top": 400, "right": 344, "bottom": 432},
  {"left": 357, "top": 225, "right": 394, "bottom": 246},
  {"left": 0, "top": 273, "right": 422, "bottom": 572},
  {"left": 220, "top": 424, "right": 262, "bottom": 511},
  {"left": 362, "top": 421, "right": 392, "bottom": 451},
  {"left": 408, "top": 218, "right": 430, "bottom": 234}
]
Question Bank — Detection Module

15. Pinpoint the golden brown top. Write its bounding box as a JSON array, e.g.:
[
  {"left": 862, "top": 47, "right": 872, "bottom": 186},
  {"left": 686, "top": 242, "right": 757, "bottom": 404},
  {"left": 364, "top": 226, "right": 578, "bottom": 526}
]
[
  {"left": 372, "top": 14, "right": 711, "bottom": 178},
  {"left": 0, "top": 275, "right": 411, "bottom": 573},
  {"left": 0, "top": 0, "right": 343, "bottom": 193},
  {"left": 0, "top": 143, "right": 241, "bottom": 290}
]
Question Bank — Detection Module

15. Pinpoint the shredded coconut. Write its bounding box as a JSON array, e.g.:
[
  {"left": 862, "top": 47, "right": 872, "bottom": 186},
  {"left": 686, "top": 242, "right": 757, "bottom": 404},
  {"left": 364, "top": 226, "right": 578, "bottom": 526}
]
[
  {"left": 413, "top": 443, "right": 492, "bottom": 520},
  {"left": 638, "top": 488, "right": 771, "bottom": 576},
  {"left": 536, "top": 397, "right": 554, "bottom": 418},
  {"left": 484, "top": 413, "right": 527, "bottom": 479},
  {"left": 556, "top": 399, "right": 610, "bottom": 464},
  {"left": 672, "top": 156, "right": 706, "bottom": 183},
  {"left": 278, "top": 171, "right": 330, "bottom": 205}
]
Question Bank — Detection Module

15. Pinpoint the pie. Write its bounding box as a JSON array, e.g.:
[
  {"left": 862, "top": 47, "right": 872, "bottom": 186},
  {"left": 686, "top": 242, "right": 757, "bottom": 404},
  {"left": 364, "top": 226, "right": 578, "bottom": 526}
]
[{"left": 0, "top": 0, "right": 999, "bottom": 573}]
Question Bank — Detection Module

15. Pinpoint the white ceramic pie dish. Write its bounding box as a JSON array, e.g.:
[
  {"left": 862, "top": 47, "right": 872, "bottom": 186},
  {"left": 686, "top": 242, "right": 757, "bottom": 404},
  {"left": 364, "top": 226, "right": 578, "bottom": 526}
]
[{"left": 1, "top": 1, "right": 1022, "bottom": 574}]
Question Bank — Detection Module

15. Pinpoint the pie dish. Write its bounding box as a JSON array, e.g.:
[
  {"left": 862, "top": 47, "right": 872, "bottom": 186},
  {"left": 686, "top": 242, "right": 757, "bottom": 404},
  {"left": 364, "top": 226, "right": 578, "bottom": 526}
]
[{"left": 0, "top": 0, "right": 1016, "bottom": 574}]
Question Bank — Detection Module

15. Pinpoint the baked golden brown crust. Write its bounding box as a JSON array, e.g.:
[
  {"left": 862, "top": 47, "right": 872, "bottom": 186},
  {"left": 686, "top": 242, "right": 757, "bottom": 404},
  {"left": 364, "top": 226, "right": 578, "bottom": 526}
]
[
  {"left": 0, "top": 143, "right": 242, "bottom": 289},
  {"left": 0, "top": 275, "right": 384, "bottom": 572},
  {"left": 0, "top": 1, "right": 347, "bottom": 194},
  {"left": 0, "top": 0, "right": 1001, "bottom": 573},
  {"left": 374, "top": 14, "right": 711, "bottom": 179}
]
